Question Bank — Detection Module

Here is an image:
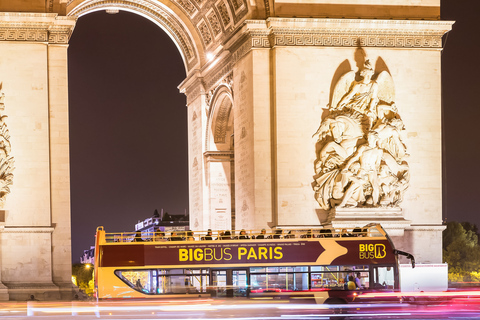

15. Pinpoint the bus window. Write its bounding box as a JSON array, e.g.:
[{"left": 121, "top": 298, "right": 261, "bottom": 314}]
[
  {"left": 115, "top": 269, "right": 209, "bottom": 294},
  {"left": 250, "top": 267, "right": 309, "bottom": 291},
  {"left": 114, "top": 270, "right": 155, "bottom": 294},
  {"left": 373, "top": 266, "right": 395, "bottom": 289}
]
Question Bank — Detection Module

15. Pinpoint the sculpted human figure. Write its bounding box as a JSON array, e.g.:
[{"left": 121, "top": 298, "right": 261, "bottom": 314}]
[
  {"left": 332, "top": 161, "right": 367, "bottom": 208},
  {"left": 373, "top": 118, "right": 407, "bottom": 162},
  {"left": 336, "top": 60, "right": 379, "bottom": 121},
  {"left": 317, "top": 121, "right": 358, "bottom": 172},
  {"left": 342, "top": 131, "right": 383, "bottom": 206},
  {"left": 377, "top": 164, "right": 409, "bottom": 206}
]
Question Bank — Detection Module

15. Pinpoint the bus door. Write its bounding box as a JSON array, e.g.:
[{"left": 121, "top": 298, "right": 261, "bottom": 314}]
[
  {"left": 211, "top": 269, "right": 248, "bottom": 297},
  {"left": 371, "top": 266, "right": 395, "bottom": 290}
]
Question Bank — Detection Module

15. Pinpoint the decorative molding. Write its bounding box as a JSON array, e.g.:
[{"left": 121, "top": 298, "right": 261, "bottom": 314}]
[
  {"left": 197, "top": 18, "right": 213, "bottom": 47},
  {"left": 227, "top": 18, "right": 452, "bottom": 64},
  {"left": 405, "top": 225, "right": 447, "bottom": 232},
  {"left": 204, "top": 150, "right": 234, "bottom": 162},
  {"left": 207, "top": 10, "right": 222, "bottom": 38},
  {"left": 173, "top": 0, "right": 198, "bottom": 17},
  {"left": 1, "top": 226, "right": 55, "bottom": 233},
  {"left": 263, "top": 0, "right": 271, "bottom": 18},
  {"left": 216, "top": 0, "right": 232, "bottom": 30},
  {"left": 271, "top": 28, "right": 444, "bottom": 48},
  {"left": 0, "top": 13, "right": 76, "bottom": 44}
]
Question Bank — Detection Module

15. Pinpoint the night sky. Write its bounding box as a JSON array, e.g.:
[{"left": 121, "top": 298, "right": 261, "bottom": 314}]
[{"left": 68, "top": 1, "right": 480, "bottom": 263}]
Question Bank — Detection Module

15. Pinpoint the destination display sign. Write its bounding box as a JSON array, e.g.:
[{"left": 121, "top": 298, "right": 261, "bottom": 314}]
[{"left": 99, "top": 239, "right": 396, "bottom": 268}]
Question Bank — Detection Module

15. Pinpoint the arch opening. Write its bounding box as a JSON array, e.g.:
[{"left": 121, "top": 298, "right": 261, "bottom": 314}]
[
  {"left": 68, "top": 10, "right": 189, "bottom": 262},
  {"left": 204, "top": 84, "right": 235, "bottom": 231}
]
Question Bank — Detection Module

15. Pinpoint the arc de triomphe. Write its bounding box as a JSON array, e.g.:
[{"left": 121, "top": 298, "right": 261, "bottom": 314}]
[{"left": 0, "top": 0, "right": 452, "bottom": 299}]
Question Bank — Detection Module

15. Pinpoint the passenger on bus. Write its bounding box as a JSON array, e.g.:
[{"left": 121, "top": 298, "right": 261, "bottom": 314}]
[
  {"left": 347, "top": 276, "right": 356, "bottom": 290},
  {"left": 286, "top": 230, "right": 295, "bottom": 239},
  {"left": 134, "top": 232, "right": 143, "bottom": 242},
  {"left": 352, "top": 228, "right": 363, "bottom": 237},
  {"left": 186, "top": 230, "right": 195, "bottom": 241},
  {"left": 318, "top": 229, "right": 333, "bottom": 238},
  {"left": 216, "top": 231, "right": 224, "bottom": 240},
  {"left": 239, "top": 229, "right": 250, "bottom": 239},
  {"left": 355, "top": 272, "right": 362, "bottom": 288},
  {"left": 255, "top": 228, "right": 267, "bottom": 239},
  {"left": 222, "top": 230, "right": 232, "bottom": 240},
  {"left": 135, "top": 279, "right": 143, "bottom": 290},
  {"left": 154, "top": 232, "right": 166, "bottom": 241},
  {"left": 170, "top": 231, "right": 183, "bottom": 241},
  {"left": 203, "top": 229, "right": 213, "bottom": 240},
  {"left": 304, "top": 230, "right": 313, "bottom": 238},
  {"left": 273, "top": 229, "right": 283, "bottom": 239}
]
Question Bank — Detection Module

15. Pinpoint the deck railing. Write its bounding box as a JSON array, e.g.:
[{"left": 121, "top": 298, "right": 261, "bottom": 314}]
[{"left": 98, "top": 223, "right": 386, "bottom": 244}]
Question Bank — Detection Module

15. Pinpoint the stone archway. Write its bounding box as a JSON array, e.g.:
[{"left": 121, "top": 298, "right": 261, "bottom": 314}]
[{"left": 203, "top": 79, "right": 235, "bottom": 231}]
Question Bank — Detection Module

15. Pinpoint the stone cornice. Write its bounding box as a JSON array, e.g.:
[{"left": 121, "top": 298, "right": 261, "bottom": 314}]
[
  {"left": 1, "top": 226, "right": 55, "bottom": 233},
  {"left": 204, "top": 150, "right": 234, "bottom": 162},
  {"left": 405, "top": 224, "right": 446, "bottom": 232},
  {"left": 180, "top": 51, "right": 233, "bottom": 102},
  {"left": 226, "top": 18, "right": 453, "bottom": 62},
  {"left": 0, "top": 13, "right": 76, "bottom": 44}
]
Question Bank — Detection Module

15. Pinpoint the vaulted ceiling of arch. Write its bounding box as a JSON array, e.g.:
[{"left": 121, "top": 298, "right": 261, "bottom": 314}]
[{"left": 64, "top": 0, "right": 269, "bottom": 72}]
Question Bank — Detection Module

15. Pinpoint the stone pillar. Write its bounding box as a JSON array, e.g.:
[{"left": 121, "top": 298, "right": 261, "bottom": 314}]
[
  {"left": 0, "top": 12, "right": 75, "bottom": 300},
  {"left": 230, "top": 30, "right": 274, "bottom": 230},
  {"left": 180, "top": 73, "right": 209, "bottom": 231}
]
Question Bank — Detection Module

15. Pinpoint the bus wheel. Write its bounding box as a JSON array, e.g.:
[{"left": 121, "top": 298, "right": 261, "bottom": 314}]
[{"left": 325, "top": 298, "right": 347, "bottom": 320}]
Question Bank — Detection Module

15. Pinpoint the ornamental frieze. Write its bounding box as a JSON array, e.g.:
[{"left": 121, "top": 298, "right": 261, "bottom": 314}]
[{"left": 0, "top": 13, "right": 76, "bottom": 44}]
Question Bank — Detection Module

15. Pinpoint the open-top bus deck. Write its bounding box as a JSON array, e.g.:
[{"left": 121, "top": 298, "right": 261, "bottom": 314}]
[{"left": 94, "top": 224, "right": 414, "bottom": 303}]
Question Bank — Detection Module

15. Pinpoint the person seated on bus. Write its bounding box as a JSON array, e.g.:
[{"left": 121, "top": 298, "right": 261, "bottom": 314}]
[
  {"left": 352, "top": 227, "right": 363, "bottom": 237},
  {"left": 355, "top": 272, "right": 362, "bottom": 288},
  {"left": 186, "top": 230, "right": 195, "bottom": 241},
  {"left": 222, "top": 230, "right": 232, "bottom": 240},
  {"left": 134, "top": 231, "right": 143, "bottom": 242},
  {"left": 169, "top": 231, "right": 183, "bottom": 241},
  {"left": 347, "top": 275, "right": 356, "bottom": 290},
  {"left": 318, "top": 228, "right": 333, "bottom": 238},
  {"left": 302, "top": 229, "right": 313, "bottom": 238},
  {"left": 340, "top": 228, "right": 352, "bottom": 237},
  {"left": 286, "top": 230, "right": 295, "bottom": 239},
  {"left": 216, "top": 231, "right": 224, "bottom": 240},
  {"left": 362, "top": 227, "right": 369, "bottom": 237},
  {"left": 135, "top": 279, "right": 143, "bottom": 291},
  {"left": 203, "top": 229, "right": 213, "bottom": 240},
  {"left": 273, "top": 229, "right": 283, "bottom": 239},
  {"left": 255, "top": 228, "right": 267, "bottom": 239},
  {"left": 239, "top": 229, "right": 250, "bottom": 239},
  {"left": 154, "top": 231, "right": 166, "bottom": 241}
]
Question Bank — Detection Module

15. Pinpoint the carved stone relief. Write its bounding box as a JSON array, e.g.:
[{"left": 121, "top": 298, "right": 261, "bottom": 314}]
[
  {"left": 312, "top": 58, "right": 409, "bottom": 211},
  {"left": 198, "top": 19, "right": 212, "bottom": 47},
  {"left": 0, "top": 84, "right": 15, "bottom": 208},
  {"left": 216, "top": 0, "right": 232, "bottom": 29},
  {"left": 207, "top": 10, "right": 222, "bottom": 37}
]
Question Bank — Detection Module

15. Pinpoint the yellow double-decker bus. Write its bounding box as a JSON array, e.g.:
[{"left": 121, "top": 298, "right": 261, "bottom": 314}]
[{"left": 93, "top": 224, "right": 414, "bottom": 303}]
